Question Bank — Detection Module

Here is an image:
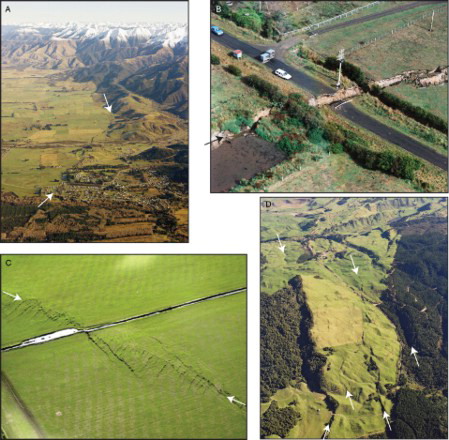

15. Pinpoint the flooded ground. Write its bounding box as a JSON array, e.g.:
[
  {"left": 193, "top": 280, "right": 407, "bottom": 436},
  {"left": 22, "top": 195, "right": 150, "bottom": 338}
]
[{"left": 211, "top": 133, "right": 286, "bottom": 192}]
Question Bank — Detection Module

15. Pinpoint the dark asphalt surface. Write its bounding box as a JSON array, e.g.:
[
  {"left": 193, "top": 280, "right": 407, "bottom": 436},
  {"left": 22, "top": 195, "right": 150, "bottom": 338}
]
[
  {"left": 211, "top": 32, "right": 448, "bottom": 171},
  {"left": 312, "top": 1, "right": 446, "bottom": 35}
]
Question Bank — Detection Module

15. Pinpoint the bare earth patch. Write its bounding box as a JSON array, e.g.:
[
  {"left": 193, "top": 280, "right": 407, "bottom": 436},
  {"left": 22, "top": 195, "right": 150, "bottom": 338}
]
[{"left": 211, "top": 134, "right": 286, "bottom": 192}]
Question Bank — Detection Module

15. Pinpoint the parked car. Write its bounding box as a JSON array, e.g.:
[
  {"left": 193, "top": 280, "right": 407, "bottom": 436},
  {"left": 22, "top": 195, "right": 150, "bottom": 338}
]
[
  {"left": 211, "top": 25, "right": 224, "bottom": 36},
  {"left": 232, "top": 50, "right": 242, "bottom": 59},
  {"left": 274, "top": 68, "right": 292, "bottom": 80},
  {"left": 259, "top": 48, "right": 275, "bottom": 63}
]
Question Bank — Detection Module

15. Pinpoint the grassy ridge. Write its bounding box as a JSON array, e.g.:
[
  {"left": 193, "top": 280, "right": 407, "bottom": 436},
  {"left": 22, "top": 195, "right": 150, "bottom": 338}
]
[
  {"left": 1, "top": 293, "right": 246, "bottom": 439},
  {"left": 302, "top": 274, "right": 398, "bottom": 438},
  {"left": 1, "top": 255, "right": 246, "bottom": 346}
]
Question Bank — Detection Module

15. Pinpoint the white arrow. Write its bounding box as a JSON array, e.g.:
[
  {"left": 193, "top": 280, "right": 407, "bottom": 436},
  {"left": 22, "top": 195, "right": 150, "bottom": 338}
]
[
  {"left": 346, "top": 390, "right": 354, "bottom": 410},
  {"left": 410, "top": 347, "right": 419, "bottom": 367},
  {"left": 349, "top": 255, "right": 359, "bottom": 275},
  {"left": 383, "top": 411, "right": 392, "bottom": 431},
  {"left": 276, "top": 233, "right": 285, "bottom": 253},
  {"left": 2, "top": 291, "right": 22, "bottom": 301},
  {"left": 103, "top": 93, "right": 112, "bottom": 113},
  {"left": 227, "top": 396, "right": 246, "bottom": 406},
  {"left": 38, "top": 193, "right": 53, "bottom": 208},
  {"left": 323, "top": 424, "right": 330, "bottom": 439}
]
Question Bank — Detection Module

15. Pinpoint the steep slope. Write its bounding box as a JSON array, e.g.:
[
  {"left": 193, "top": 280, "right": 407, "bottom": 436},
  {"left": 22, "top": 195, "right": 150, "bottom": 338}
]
[{"left": 2, "top": 23, "right": 188, "bottom": 118}]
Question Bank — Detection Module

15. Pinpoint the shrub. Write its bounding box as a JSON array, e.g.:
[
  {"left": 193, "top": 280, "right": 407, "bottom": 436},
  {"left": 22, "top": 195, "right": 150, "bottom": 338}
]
[
  {"left": 255, "top": 119, "right": 282, "bottom": 142},
  {"left": 323, "top": 122, "right": 346, "bottom": 144},
  {"left": 285, "top": 94, "right": 323, "bottom": 131},
  {"left": 371, "top": 87, "right": 448, "bottom": 133},
  {"left": 342, "top": 133, "right": 422, "bottom": 180},
  {"left": 227, "top": 64, "right": 242, "bottom": 77},
  {"left": 235, "top": 115, "right": 253, "bottom": 128},
  {"left": 307, "top": 127, "right": 325, "bottom": 145},
  {"left": 242, "top": 74, "right": 287, "bottom": 105},
  {"left": 276, "top": 137, "right": 305, "bottom": 156},
  {"left": 222, "top": 115, "right": 253, "bottom": 134},
  {"left": 211, "top": 54, "right": 220, "bottom": 65},
  {"left": 330, "top": 143, "right": 344, "bottom": 154},
  {"left": 222, "top": 120, "right": 241, "bottom": 133},
  {"left": 234, "top": 8, "right": 264, "bottom": 32}
]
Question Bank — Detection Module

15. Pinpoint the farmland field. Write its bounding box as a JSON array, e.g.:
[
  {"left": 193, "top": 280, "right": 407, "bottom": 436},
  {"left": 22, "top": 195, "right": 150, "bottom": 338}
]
[
  {"left": 1, "top": 255, "right": 247, "bottom": 439},
  {"left": 1, "top": 69, "right": 111, "bottom": 143},
  {"left": 306, "top": 3, "right": 448, "bottom": 78},
  {"left": 260, "top": 197, "right": 448, "bottom": 438}
]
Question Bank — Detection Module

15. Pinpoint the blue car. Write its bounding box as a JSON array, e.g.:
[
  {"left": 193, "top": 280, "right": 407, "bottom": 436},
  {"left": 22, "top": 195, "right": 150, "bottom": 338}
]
[{"left": 211, "top": 25, "right": 224, "bottom": 36}]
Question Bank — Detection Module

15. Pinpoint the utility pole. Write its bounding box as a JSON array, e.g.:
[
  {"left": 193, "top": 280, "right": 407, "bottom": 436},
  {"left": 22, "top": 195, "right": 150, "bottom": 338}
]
[
  {"left": 429, "top": 10, "right": 435, "bottom": 32},
  {"left": 337, "top": 48, "right": 345, "bottom": 88}
]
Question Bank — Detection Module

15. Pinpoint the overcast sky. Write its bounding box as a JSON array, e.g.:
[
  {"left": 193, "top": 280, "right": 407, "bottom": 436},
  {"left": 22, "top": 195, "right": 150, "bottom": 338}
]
[{"left": 1, "top": 1, "right": 187, "bottom": 24}]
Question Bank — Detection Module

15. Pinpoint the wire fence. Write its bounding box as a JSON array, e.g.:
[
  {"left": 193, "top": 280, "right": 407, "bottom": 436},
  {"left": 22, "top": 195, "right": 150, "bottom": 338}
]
[
  {"left": 280, "top": 1, "right": 380, "bottom": 37},
  {"left": 345, "top": 4, "right": 447, "bottom": 56},
  {"left": 302, "top": 1, "right": 381, "bottom": 32}
]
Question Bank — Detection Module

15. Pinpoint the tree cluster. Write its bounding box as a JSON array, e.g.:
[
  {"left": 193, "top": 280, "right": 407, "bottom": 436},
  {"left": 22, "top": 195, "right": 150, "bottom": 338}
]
[
  {"left": 260, "top": 283, "right": 303, "bottom": 402},
  {"left": 1, "top": 204, "right": 37, "bottom": 233},
  {"left": 390, "top": 388, "right": 447, "bottom": 439},
  {"left": 381, "top": 228, "right": 448, "bottom": 390},
  {"left": 261, "top": 401, "right": 301, "bottom": 439}
]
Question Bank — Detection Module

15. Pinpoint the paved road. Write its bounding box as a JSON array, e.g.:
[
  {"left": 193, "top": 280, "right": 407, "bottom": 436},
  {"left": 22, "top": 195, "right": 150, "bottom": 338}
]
[
  {"left": 312, "top": 0, "right": 446, "bottom": 35},
  {"left": 211, "top": 33, "right": 448, "bottom": 171}
]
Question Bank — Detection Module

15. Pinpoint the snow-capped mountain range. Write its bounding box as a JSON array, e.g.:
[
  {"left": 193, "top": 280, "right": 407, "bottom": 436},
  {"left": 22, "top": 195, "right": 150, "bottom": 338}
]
[
  {"left": 3, "top": 22, "right": 187, "bottom": 48},
  {"left": 2, "top": 23, "right": 188, "bottom": 119}
]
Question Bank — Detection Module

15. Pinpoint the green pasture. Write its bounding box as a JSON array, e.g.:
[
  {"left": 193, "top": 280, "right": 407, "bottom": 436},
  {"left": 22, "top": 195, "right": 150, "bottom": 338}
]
[
  {"left": 1, "top": 292, "right": 246, "bottom": 439},
  {"left": 1, "top": 146, "right": 77, "bottom": 197},
  {"left": 265, "top": 384, "right": 332, "bottom": 439},
  {"left": 1, "top": 255, "right": 247, "bottom": 347},
  {"left": 1, "top": 376, "right": 42, "bottom": 439},
  {"left": 306, "top": 4, "right": 447, "bottom": 78},
  {"left": 391, "top": 83, "right": 448, "bottom": 122}
]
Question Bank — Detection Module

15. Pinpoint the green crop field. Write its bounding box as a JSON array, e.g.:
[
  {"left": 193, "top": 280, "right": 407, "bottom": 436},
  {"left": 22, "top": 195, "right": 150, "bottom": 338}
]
[
  {"left": 260, "top": 197, "right": 447, "bottom": 438},
  {"left": 391, "top": 83, "right": 448, "bottom": 122},
  {"left": 1, "top": 255, "right": 247, "bottom": 439},
  {"left": 1, "top": 68, "right": 111, "bottom": 143},
  {"left": 306, "top": 4, "right": 447, "bottom": 79}
]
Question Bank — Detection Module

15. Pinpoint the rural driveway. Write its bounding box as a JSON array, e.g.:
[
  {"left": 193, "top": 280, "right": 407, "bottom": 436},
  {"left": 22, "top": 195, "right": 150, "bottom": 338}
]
[{"left": 211, "top": 32, "right": 448, "bottom": 171}]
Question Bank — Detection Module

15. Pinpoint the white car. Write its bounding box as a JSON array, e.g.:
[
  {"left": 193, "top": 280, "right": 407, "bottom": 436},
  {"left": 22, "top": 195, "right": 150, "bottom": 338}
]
[{"left": 274, "top": 68, "right": 292, "bottom": 80}]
